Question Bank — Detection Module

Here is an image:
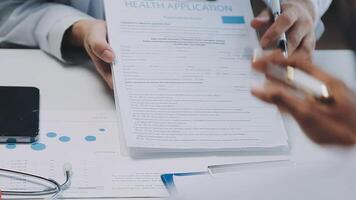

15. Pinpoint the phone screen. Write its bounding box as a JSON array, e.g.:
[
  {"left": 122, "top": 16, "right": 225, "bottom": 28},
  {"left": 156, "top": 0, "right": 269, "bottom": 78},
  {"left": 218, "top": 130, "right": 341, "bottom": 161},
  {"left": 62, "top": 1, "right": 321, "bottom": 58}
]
[{"left": 0, "top": 87, "right": 40, "bottom": 143}]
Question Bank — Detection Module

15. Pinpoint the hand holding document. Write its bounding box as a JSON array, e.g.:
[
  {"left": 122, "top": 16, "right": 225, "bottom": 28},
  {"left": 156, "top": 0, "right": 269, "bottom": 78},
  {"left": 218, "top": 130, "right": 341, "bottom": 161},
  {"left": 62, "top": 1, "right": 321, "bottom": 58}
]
[{"left": 105, "top": 0, "right": 288, "bottom": 153}]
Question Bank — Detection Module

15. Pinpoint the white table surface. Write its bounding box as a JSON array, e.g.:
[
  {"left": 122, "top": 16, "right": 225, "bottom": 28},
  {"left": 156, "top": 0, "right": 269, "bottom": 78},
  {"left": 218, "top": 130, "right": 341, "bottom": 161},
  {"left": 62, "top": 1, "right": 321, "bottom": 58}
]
[{"left": 0, "top": 49, "right": 355, "bottom": 199}]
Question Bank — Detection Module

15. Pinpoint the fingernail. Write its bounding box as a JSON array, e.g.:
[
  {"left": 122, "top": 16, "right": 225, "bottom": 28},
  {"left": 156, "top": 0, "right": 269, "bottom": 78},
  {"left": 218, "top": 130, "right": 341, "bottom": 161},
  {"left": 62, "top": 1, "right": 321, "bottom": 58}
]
[
  {"left": 252, "top": 48, "right": 263, "bottom": 62},
  {"left": 255, "top": 16, "right": 270, "bottom": 22},
  {"left": 251, "top": 84, "right": 265, "bottom": 94},
  {"left": 101, "top": 50, "right": 115, "bottom": 63}
]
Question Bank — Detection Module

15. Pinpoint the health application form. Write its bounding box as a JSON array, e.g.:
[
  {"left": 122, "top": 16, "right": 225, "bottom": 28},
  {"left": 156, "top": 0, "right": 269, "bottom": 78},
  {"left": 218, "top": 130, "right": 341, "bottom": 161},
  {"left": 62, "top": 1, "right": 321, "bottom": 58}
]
[{"left": 105, "top": 0, "right": 288, "bottom": 152}]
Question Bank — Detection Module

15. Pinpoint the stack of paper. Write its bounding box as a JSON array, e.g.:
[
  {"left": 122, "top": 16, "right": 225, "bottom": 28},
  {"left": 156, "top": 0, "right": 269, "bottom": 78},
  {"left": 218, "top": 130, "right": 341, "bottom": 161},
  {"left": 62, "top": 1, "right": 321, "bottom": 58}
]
[{"left": 105, "top": 0, "right": 288, "bottom": 153}]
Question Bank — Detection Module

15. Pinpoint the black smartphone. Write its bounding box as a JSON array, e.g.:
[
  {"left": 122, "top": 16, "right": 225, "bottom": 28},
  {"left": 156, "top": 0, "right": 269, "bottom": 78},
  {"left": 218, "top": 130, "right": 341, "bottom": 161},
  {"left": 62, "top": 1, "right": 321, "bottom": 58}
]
[{"left": 0, "top": 86, "right": 40, "bottom": 143}]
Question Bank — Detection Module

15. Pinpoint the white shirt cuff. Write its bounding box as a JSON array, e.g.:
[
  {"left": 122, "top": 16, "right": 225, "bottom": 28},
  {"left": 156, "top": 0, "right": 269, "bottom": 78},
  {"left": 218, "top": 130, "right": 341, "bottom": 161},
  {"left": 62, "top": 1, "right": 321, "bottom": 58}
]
[{"left": 278, "top": 0, "right": 330, "bottom": 39}]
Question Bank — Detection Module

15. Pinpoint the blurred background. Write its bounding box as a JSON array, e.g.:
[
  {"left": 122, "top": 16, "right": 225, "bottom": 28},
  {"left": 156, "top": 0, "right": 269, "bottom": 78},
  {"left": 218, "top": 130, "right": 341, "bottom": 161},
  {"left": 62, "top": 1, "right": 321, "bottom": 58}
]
[{"left": 317, "top": 0, "right": 355, "bottom": 50}]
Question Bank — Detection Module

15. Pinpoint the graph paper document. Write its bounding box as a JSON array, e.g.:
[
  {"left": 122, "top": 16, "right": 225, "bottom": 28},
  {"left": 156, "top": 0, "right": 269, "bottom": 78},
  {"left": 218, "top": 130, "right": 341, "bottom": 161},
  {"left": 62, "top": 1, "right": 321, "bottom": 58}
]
[{"left": 105, "top": 0, "right": 288, "bottom": 153}]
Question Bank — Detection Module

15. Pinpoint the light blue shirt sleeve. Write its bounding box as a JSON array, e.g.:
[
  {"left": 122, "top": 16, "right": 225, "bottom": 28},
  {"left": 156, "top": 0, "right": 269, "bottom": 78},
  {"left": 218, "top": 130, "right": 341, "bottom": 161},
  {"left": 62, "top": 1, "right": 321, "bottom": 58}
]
[
  {"left": 0, "top": 0, "right": 332, "bottom": 62},
  {"left": 0, "top": 0, "right": 93, "bottom": 62}
]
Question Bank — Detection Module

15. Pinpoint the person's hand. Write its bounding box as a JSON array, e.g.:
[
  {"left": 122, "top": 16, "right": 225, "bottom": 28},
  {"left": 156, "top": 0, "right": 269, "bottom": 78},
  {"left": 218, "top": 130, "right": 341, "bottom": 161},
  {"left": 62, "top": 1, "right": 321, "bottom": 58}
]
[
  {"left": 68, "top": 19, "right": 115, "bottom": 89},
  {"left": 251, "top": 0, "right": 317, "bottom": 59},
  {"left": 251, "top": 51, "right": 356, "bottom": 145}
]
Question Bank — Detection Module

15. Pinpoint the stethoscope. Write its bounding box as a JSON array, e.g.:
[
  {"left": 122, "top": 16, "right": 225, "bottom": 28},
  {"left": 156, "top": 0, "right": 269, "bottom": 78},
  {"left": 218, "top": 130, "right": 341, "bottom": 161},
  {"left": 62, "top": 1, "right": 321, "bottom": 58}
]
[{"left": 0, "top": 163, "right": 72, "bottom": 199}]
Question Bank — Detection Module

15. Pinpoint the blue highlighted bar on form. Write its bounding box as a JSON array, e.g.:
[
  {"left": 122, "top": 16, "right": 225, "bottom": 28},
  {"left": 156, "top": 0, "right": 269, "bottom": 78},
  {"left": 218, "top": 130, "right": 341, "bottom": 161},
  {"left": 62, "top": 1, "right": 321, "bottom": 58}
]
[{"left": 222, "top": 16, "right": 245, "bottom": 24}]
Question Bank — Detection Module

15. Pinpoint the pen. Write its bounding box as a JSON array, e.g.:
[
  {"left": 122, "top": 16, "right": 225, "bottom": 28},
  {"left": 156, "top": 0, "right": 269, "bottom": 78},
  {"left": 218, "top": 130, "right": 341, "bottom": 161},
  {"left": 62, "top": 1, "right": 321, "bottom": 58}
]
[
  {"left": 270, "top": 0, "right": 288, "bottom": 57},
  {"left": 269, "top": 0, "right": 295, "bottom": 85}
]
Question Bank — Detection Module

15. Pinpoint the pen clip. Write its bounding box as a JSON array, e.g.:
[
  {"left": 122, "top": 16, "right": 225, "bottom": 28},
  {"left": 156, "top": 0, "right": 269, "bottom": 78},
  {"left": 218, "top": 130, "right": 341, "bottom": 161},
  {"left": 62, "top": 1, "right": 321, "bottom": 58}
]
[{"left": 270, "top": 0, "right": 282, "bottom": 16}]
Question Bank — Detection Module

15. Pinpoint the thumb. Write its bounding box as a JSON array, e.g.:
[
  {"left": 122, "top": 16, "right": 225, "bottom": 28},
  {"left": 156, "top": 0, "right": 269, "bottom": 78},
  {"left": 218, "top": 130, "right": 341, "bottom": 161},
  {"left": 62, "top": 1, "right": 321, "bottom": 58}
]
[
  {"left": 91, "top": 40, "right": 115, "bottom": 63},
  {"left": 89, "top": 22, "right": 116, "bottom": 63},
  {"left": 251, "top": 9, "right": 272, "bottom": 30}
]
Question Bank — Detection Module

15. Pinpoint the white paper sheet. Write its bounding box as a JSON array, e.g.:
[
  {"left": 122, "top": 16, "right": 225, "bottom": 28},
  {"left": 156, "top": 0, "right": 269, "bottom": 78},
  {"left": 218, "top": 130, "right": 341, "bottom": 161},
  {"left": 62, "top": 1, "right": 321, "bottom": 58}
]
[
  {"left": 0, "top": 111, "right": 201, "bottom": 198},
  {"left": 0, "top": 110, "right": 288, "bottom": 198},
  {"left": 0, "top": 158, "right": 165, "bottom": 198},
  {"left": 105, "top": 0, "right": 288, "bottom": 152},
  {"left": 0, "top": 111, "right": 222, "bottom": 198},
  {"left": 172, "top": 156, "right": 356, "bottom": 200},
  {"left": 0, "top": 111, "right": 159, "bottom": 198},
  {"left": 0, "top": 111, "right": 121, "bottom": 158}
]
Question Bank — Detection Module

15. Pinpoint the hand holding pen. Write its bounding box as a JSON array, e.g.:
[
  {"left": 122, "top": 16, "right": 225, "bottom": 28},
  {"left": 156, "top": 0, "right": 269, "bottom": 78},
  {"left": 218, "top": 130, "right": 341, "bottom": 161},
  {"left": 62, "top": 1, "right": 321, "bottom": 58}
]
[
  {"left": 251, "top": 0, "right": 317, "bottom": 59},
  {"left": 252, "top": 0, "right": 333, "bottom": 104},
  {"left": 249, "top": 1, "right": 356, "bottom": 145}
]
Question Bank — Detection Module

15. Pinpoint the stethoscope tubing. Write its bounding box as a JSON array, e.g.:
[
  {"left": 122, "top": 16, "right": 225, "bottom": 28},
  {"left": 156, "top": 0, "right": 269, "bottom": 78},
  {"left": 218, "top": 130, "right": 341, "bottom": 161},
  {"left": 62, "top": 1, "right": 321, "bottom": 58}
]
[{"left": 0, "top": 167, "right": 71, "bottom": 197}]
